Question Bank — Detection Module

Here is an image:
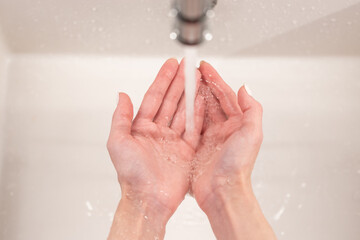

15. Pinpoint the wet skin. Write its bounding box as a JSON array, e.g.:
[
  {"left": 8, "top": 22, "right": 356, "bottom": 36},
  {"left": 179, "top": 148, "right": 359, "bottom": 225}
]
[{"left": 107, "top": 59, "right": 276, "bottom": 240}]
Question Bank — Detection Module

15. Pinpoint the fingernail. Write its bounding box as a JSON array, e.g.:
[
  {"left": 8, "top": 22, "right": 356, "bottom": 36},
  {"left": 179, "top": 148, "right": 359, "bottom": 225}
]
[
  {"left": 200, "top": 60, "right": 206, "bottom": 65},
  {"left": 244, "top": 84, "right": 253, "bottom": 96}
]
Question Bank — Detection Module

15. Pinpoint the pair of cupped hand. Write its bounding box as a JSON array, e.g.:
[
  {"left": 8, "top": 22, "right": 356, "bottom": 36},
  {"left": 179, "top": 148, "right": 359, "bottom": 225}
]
[{"left": 107, "top": 59, "right": 263, "bottom": 215}]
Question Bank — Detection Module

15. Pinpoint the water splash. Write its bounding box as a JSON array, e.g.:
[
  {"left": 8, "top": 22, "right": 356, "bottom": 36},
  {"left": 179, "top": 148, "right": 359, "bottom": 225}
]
[
  {"left": 85, "top": 200, "right": 93, "bottom": 211},
  {"left": 184, "top": 47, "right": 197, "bottom": 132},
  {"left": 273, "top": 205, "right": 285, "bottom": 221}
]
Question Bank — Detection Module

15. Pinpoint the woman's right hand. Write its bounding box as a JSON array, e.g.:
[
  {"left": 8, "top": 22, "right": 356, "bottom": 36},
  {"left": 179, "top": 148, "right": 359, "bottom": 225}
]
[
  {"left": 192, "top": 61, "right": 263, "bottom": 209},
  {"left": 191, "top": 61, "right": 276, "bottom": 240}
]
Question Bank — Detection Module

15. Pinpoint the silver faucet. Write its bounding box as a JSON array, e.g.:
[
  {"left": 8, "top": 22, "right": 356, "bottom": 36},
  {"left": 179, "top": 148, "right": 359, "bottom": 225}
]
[{"left": 171, "top": 0, "right": 217, "bottom": 45}]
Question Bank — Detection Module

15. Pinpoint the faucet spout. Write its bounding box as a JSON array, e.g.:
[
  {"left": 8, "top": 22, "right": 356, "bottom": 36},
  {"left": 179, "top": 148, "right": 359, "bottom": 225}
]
[{"left": 172, "top": 0, "right": 217, "bottom": 46}]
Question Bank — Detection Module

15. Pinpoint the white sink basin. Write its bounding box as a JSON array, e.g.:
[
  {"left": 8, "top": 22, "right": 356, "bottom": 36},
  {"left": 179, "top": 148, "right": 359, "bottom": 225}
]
[{"left": 0, "top": 1, "right": 360, "bottom": 239}]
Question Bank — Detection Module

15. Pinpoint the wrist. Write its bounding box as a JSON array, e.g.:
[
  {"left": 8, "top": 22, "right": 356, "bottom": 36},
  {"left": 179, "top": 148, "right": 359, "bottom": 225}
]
[
  {"left": 121, "top": 191, "right": 174, "bottom": 222},
  {"left": 200, "top": 179, "right": 255, "bottom": 215},
  {"left": 108, "top": 193, "right": 173, "bottom": 240},
  {"left": 199, "top": 181, "right": 277, "bottom": 240},
  {"left": 198, "top": 173, "right": 254, "bottom": 213},
  {"left": 119, "top": 181, "right": 183, "bottom": 215}
]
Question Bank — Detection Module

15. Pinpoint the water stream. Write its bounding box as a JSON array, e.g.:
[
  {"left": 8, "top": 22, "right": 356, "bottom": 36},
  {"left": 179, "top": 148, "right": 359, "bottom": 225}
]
[{"left": 184, "top": 47, "right": 198, "bottom": 132}]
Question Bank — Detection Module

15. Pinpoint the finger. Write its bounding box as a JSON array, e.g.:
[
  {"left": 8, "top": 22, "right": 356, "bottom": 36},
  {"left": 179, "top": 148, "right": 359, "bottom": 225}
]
[
  {"left": 135, "top": 58, "right": 179, "bottom": 121},
  {"left": 199, "top": 61, "right": 242, "bottom": 117},
  {"left": 155, "top": 59, "right": 195, "bottom": 126},
  {"left": 170, "top": 93, "right": 185, "bottom": 134},
  {"left": 193, "top": 95, "right": 206, "bottom": 135},
  {"left": 200, "top": 83, "right": 227, "bottom": 122},
  {"left": 199, "top": 82, "right": 227, "bottom": 132},
  {"left": 237, "top": 85, "right": 263, "bottom": 129},
  {"left": 109, "top": 92, "right": 134, "bottom": 141},
  {"left": 183, "top": 94, "right": 205, "bottom": 148},
  {"left": 170, "top": 70, "right": 201, "bottom": 134}
]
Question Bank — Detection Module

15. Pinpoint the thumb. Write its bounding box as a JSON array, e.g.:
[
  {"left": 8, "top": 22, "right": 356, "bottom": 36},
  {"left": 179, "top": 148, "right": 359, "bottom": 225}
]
[
  {"left": 110, "top": 92, "right": 134, "bottom": 137},
  {"left": 237, "top": 85, "right": 263, "bottom": 127}
]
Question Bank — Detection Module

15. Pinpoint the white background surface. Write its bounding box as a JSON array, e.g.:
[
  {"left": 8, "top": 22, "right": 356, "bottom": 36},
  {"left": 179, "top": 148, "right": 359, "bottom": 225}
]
[
  {"left": 0, "top": 0, "right": 359, "bottom": 55},
  {"left": 0, "top": 56, "right": 359, "bottom": 239},
  {"left": 0, "top": 0, "right": 360, "bottom": 239}
]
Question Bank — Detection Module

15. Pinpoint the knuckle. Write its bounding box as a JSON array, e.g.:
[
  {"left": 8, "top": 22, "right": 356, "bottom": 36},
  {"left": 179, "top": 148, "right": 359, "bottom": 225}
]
[{"left": 150, "top": 89, "right": 164, "bottom": 101}]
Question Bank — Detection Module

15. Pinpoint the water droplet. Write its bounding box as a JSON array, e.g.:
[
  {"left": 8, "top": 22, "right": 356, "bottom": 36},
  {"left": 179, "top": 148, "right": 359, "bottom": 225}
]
[
  {"left": 168, "top": 9, "right": 178, "bottom": 17},
  {"left": 273, "top": 206, "right": 285, "bottom": 221},
  {"left": 160, "top": 190, "right": 169, "bottom": 196},
  {"left": 144, "top": 215, "right": 148, "bottom": 220},
  {"left": 206, "top": 10, "right": 215, "bottom": 18},
  {"left": 301, "top": 182, "right": 307, "bottom": 188},
  {"left": 98, "top": 27, "right": 103, "bottom": 32},
  {"left": 86, "top": 201, "right": 93, "bottom": 211},
  {"left": 92, "top": 7, "right": 97, "bottom": 12},
  {"left": 297, "top": 204, "right": 303, "bottom": 209},
  {"left": 204, "top": 32, "right": 213, "bottom": 41},
  {"left": 169, "top": 32, "right": 177, "bottom": 40}
]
